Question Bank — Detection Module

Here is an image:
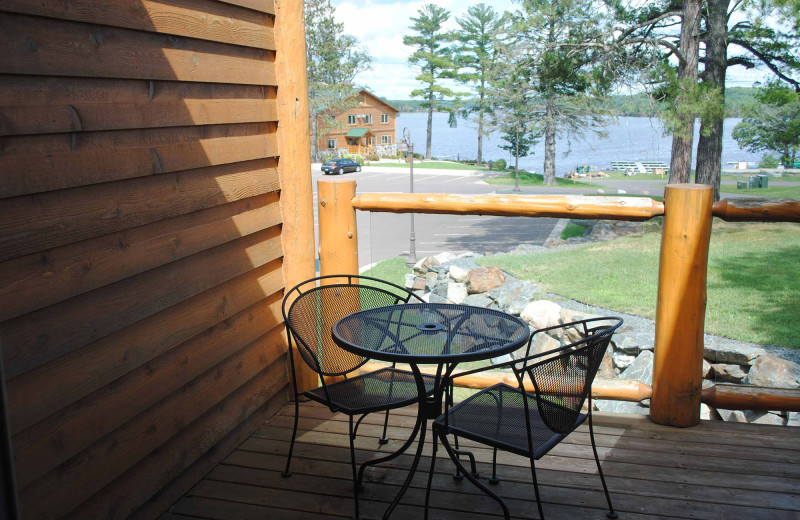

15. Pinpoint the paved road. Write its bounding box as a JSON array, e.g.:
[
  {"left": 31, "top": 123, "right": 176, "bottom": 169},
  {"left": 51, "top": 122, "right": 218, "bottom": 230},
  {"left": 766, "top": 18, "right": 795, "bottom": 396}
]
[{"left": 310, "top": 163, "right": 559, "bottom": 268}]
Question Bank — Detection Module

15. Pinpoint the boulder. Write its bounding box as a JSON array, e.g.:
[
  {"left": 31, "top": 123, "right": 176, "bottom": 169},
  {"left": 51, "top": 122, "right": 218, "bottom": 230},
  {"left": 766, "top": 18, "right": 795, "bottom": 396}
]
[
  {"left": 788, "top": 412, "right": 800, "bottom": 427},
  {"left": 744, "top": 410, "right": 786, "bottom": 426},
  {"left": 434, "top": 252, "right": 459, "bottom": 264},
  {"left": 704, "top": 342, "right": 766, "bottom": 365},
  {"left": 466, "top": 266, "right": 506, "bottom": 294},
  {"left": 520, "top": 300, "right": 562, "bottom": 330},
  {"left": 598, "top": 352, "right": 616, "bottom": 379},
  {"left": 428, "top": 292, "right": 448, "bottom": 304},
  {"left": 446, "top": 282, "right": 468, "bottom": 304},
  {"left": 432, "top": 281, "right": 449, "bottom": 298},
  {"left": 744, "top": 354, "right": 800, "bottom": 388},
  {"left": 449, "top": 265, "right": 470, "bottom": 283},
  {"left": 716, "top": 409, "right": 748, "bottom": 422},
  {"left": 709, "top": 363, "right": 747, "bottom": 384},
  {"left": 613, "top": 335, "right": 641, "bottom": 355},
  {"left": 405, "top": 274, "right": 425, "bottom": 291},
  {"left": 462, "top": 294, "right": 493, "bottom": 308},
  {"left": 702, "top": 359, "right": 712, "bottom": 378},
  {"left": 512, "top": 331, "right": 560, "bottom": 360},
  {"left": 487, "top": 280, "right": 540, "bottom": 315},
  {"left": 620, "top": 350, "right": 654, "bottom": 386},
  {"left": 413, "top": 256, "right": 440, "bottom": 275},
  {"left": 509, "top": 244, "right": 547, "bottom": 255},
  {"left": 594, "top": 399, "right": 649, "bottom": 415},
  {"left": 611, "top": 351, "right": 636, "bottom": 370}
]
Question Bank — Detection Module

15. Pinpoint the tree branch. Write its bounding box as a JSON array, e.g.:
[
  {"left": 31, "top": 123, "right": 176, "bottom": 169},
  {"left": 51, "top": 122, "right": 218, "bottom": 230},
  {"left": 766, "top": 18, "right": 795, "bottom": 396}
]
[{"left": 730, "top": 39, "right": 800, "bottom": 90}]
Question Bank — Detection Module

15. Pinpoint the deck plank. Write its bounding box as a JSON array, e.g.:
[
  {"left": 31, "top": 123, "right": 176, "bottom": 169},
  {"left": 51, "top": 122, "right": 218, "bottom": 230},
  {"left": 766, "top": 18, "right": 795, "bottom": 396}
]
[{"left": 160, "top": 402, "right": 800, "bottom": 520}]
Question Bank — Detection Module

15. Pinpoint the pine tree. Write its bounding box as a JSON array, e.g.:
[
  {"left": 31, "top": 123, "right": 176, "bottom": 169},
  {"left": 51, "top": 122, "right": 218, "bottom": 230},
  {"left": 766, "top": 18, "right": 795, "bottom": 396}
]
[{"left": 404, "top": 4, "right": 462, "bottom": 160}]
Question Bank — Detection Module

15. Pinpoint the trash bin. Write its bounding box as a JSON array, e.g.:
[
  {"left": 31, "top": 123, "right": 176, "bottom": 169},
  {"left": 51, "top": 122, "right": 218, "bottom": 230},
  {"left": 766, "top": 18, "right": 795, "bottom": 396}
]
[
  {"left": 757, "top": 174, "right": 768, "bottom": 188},
  {"left": 737, "top": 181, "right": 748, "bottom": 189}
]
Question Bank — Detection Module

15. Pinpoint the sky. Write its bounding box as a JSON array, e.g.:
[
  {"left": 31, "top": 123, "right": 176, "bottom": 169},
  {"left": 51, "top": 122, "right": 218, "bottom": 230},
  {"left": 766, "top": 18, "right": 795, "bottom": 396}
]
[{"left": 330, "top": 0, "right": 774, "bottom": 101}]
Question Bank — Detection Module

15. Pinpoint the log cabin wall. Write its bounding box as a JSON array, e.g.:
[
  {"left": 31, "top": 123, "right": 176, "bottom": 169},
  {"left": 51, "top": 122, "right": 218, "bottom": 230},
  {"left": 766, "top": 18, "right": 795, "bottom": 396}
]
[{"left": 0, "top": 0, "right": 311, "bottom": 518}]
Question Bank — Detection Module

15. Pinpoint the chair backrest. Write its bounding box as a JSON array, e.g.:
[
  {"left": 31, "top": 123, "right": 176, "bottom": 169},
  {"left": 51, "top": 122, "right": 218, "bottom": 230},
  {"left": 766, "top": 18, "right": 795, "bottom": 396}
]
[
  {"left": 283, "top": 274, "right": 423, "bottom": 377},
  {"left": 514, "top": 317, "right": 622, "bottom": 434}
]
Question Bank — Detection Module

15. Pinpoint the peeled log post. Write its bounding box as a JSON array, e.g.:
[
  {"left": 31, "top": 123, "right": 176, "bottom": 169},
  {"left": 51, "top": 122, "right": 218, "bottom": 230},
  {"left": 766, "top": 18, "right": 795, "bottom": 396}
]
[
  {"left": 352, "top": 193, "right": 664, "bottom": 221},
  {"left": 274, "top": 0, "right": 316, "bottom": 392},
  {"left": 355, "top": 362, "right": 652, "bottom": 403},
  {"left": 712, "top": 198, "right": 800, "bottom": 223},
  {"left": 651, "top": 184, "right": 713, "bottom": 427}
]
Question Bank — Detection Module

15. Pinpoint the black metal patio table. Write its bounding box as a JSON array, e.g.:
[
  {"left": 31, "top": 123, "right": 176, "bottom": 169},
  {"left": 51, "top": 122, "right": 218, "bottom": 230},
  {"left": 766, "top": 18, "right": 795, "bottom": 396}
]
[{"left": 332, "top": 302, "right": 529, "bottom": 519}]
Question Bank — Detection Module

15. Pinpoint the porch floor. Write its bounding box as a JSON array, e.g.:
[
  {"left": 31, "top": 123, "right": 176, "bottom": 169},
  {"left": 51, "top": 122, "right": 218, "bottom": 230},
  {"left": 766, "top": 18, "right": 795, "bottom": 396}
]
[{"left": 161, "top": 401, "right": 800, "bottom": 520}]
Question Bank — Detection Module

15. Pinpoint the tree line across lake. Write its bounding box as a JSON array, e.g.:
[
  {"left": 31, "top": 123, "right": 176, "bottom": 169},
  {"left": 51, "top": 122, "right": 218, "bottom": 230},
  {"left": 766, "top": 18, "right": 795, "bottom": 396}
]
[{"left": 386, "top": 87, "right": 759, "bottom": 118}]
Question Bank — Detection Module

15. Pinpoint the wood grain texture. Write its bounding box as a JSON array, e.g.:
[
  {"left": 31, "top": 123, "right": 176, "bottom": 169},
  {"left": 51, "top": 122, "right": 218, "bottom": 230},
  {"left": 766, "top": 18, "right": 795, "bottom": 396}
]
[
  {"left": 1, "top": 123, "right": 278, "bottom": 197},
  {"left": 215, "top": 0, "right": 275, "bottom": 15},
  {"left": 712, "top": 198, "right": 800, "bottom": 223},
  {"left": 0, "top": 13, "right": 276, "bottom": 84},
  {"left": 19, "top": 328, "right": 288, "bottom": 520},
  {"left": 14, "top": 294, "right": 284, "bottom": 488},
  {"left": 0, "top": 193, "right": 281, "bottom": 323},
  {"left": 2, "top": 228, "right": 283, "bottom": 378},
  {"left": 0, "top": 77, "right": 276, "bottom": 137},
  {"left": 0, "top": 158, "right": 280, "bottom": 262},
  {"left": 7, "top": 259, "right": 284, "bottom": 434},
  {"left": 1, "top": 0, "right": 275, "bottom": 49}
]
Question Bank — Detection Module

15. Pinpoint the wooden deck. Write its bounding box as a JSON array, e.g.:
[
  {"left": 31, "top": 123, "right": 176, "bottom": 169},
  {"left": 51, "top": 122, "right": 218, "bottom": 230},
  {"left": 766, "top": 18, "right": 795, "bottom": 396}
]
[{"left": 160, "top": 401, "right": 800, "bottom": 520}]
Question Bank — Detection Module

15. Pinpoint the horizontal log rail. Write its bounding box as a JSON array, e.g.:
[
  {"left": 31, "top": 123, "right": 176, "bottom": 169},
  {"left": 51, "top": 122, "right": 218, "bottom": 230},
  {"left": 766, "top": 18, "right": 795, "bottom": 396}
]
[
  {"left": 352, "top": 193, "right": 665, "bottom": 221},
  {"left": 702, "top": 385, "right": 800, "bottom": 412},
  {"left": 356, "top": 362, "right": 652, "bottom": 403},
  {"left": 712, "top": 198, "right": 800, "bottom": 222}
]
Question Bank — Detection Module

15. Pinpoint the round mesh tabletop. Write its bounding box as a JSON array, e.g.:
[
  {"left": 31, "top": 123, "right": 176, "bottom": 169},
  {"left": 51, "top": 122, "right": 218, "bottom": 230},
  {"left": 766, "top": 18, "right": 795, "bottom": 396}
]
[{"left": 332, "top": 303, "right": 530, "bottom": 364}]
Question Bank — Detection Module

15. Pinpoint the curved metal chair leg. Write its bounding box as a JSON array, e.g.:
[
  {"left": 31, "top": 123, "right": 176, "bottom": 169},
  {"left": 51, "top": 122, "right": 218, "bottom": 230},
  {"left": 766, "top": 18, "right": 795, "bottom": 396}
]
[
  {"left": 589, "top": 412, "right": 617, "bottom": 519},
  {"left": 349, "top": 416, "right": 361, "bottom": 519},
  {"left": 529, "top": 455, "right": 545, "bottom": 520},
  {"left": 357, "top": 408, "right": 423, "bottom": 487},
  {"left": 382, "top": 420, "right": 428, "bottom": 520},
  {"left": 282, "top": 398, "right": 300, "bottom": 477},
  {"left": 440, "top": 434, "right": 510, "bottom": 520},
  {"left": 424, "top": 428, "right": 440, "bottom": 520}
]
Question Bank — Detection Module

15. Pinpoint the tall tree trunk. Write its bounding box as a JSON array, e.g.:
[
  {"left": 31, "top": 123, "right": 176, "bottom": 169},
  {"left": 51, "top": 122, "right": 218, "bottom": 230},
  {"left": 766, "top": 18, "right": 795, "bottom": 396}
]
[
  {"left": 695, "top": 0, "right": 729, "bottom": 201},
  {"left": 477, "top": 79, "right": 485, "bottom": 164},
  {"left": 669, "top": 0, "right": 702, "bottom": 184},
  {"left": 543, "top": 97, "right": 557, "bottom": 185}
]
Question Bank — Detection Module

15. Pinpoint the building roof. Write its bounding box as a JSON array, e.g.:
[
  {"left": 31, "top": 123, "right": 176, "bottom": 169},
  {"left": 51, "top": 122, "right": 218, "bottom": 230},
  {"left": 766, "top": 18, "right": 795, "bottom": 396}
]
[
  {"left": 344, "top": 128, "right": 374, "bottom": 138},
  {"left": 356, "top": 89, "right": 400, "bottom": 113}
]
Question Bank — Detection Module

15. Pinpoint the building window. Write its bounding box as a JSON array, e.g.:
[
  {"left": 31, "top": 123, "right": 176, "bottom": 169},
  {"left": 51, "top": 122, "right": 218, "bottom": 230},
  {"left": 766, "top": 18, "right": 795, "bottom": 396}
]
[
  {"left": 348, "top": 115, "right": 356, "bottom": 125},
  {"left": 328, "top": 139, "right": 336, "bottom": 149},
  {"left": 381, "top": 135, "right": 391, "bottom": 144},
  {"left": 364, "top": 114, "right": 373, "bottom": 124},
  {"left": 381, "top": 113, "right": 389, "bottom": 123}
]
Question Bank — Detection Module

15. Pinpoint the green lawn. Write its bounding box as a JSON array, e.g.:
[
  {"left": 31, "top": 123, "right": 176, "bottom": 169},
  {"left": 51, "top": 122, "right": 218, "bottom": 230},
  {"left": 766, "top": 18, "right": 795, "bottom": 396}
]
[
  {"left": 375, "top": 161, "right": 488, "bottom": 170},
  {"left": 721, "top": 184, "right": 800, "bottom": 199},
  {"left": 363, "top": 220, "right": 800, "bottom": 348},
  {"left": 484, "top": 171, "right": 598, "bottom": 188},
  {"left": 480, "top": 220, "right": 800, "bottom": 349}
]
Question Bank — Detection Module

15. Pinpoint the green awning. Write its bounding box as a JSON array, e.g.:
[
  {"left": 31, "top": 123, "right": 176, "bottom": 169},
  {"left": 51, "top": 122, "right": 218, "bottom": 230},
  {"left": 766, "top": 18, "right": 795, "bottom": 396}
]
[{"left": 345, "top": 128, "right": 373, "bottom": 138}]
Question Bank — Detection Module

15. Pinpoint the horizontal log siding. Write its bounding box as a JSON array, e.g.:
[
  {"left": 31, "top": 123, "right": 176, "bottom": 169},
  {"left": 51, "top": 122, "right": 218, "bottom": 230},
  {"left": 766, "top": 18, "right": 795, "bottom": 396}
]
[{"left": 0, "top": 2, "right": 288, "bottom": 519}]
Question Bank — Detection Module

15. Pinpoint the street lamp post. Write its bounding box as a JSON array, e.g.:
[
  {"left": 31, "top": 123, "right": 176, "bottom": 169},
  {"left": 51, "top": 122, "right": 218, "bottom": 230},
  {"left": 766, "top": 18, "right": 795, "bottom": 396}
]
[{"left": 403, "top": 128, "right": 418, "bottom": 267}]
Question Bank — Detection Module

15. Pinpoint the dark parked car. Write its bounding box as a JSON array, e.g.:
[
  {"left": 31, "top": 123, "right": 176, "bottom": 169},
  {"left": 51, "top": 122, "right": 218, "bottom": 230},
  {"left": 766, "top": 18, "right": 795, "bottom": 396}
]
[{"left": 322, "top": 158, "right": 361, "bottom": 175}]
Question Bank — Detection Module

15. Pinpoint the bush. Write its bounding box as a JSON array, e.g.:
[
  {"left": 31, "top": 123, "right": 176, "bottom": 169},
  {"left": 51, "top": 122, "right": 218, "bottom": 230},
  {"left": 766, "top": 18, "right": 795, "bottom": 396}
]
[
  {"left": 344, "top": 154, "right": 364, "bottom": 165},
  {"left": 492, "top": 158, "right": 507, "bottom": 170},
  {"left": 758, "top": 155, "right": 780, "bottom": 168},
  {"left": 412, "top": 152, "right": 423, "bottom": 160},
  {"left": 367, "top": 153, "right": 380, "bottom": 161}
]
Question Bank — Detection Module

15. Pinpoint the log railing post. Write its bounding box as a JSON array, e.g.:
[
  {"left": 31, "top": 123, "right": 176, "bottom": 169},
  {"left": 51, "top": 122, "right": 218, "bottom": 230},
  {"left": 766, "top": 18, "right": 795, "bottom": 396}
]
[
  {"left": 651, "top": 184, "right": 713, "bottom": 427},
  {"left": 317, "top": 179, "right": 359, "bottom": 276}
]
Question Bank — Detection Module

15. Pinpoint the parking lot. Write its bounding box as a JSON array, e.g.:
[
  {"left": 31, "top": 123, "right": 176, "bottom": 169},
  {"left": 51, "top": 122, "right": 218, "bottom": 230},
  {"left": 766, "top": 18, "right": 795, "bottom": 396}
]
[{"left": 309, "top": 163, "right": 559, "bottom": 268}]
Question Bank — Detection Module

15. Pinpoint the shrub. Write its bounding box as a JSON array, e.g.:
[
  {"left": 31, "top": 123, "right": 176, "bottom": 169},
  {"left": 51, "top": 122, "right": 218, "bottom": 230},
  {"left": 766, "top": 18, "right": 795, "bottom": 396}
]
[
  {"left": 344, "top": 154, "right": 364, "bottom": 165},
  {"left": 367, "top": 153, "right": 380, "bottom": 161},
  {"left": 492, "top": 158, "right": 507, "bottom": 170},
  {"left": 758, "top": 155, "right": 780, "bottom": 168}
]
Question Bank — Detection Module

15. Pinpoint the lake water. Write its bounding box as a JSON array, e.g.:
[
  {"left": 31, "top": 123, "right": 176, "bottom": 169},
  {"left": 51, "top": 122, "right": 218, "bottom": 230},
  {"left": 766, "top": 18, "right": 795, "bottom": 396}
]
[{"left": 395, "top": 113, "right": 761, "bottom": 176}]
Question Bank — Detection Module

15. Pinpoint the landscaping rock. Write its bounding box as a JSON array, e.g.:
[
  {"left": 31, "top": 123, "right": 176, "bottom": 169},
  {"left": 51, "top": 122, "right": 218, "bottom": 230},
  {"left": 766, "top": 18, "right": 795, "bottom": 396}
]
[
  {"left": 487, "top": 280, "right": 540, "bottom": 315},
  {"left": 520, "top": 300, "right": 562, "bottom": 330},
  {"left": 704, "top": 343, "right": 766, "bottom": 365},
  {"left": 449, "top": 265, "right": 470, "bottom": 283},
  {"left": 612, "top": 351, "right": 636, "bottom": 370},
  {"left": 512, "top": 331, "right": 560, "bottom": 360},
  {"left": 744, "top": 355, "right": 800, "bottom": 388},
  {"left": 702, "top": 359, "right": 712, "bottom": 378},
  {"left": 620, "top": 350, "right": 654, "bottom": 386},
  {"left": 613, "top": 335, "right": 641, "bottom": 355},
  {"left": 413, "top": 256, "right": 440, "bottom": 275},
  {"left": 447, "top": 282, "right": 468, "bottom": 304},
  {"left": 745, "top": 411, "right": 786, "bottom": 426},
  {"left": 428, "top": 292, "right": 448, "bottom": 304},
  {"left": 716, "top": 409, "right": 748, "bottom": 423},
  {"left": 462, "top": 294, "right": 493, "bottom": 308},
  {"left": 509, "top": 244, "right": 547, "bottom": 255},
  {"left": 788, "top": 412, "right": 800, "bottom": 427},
  {"left": 594, "top": 399, "right": 650, "bottom": 415},
  {"left": 466, "top": 266, "right": 506, "bottom": 294},
  {"left": 709, "top": 363, "right": 748, "bottom": 384},
  {"left": 434, "top": 252, "right": 459, "bottom": 264},
  {"left": 598, "top": 353, "right": 616, "bottom": 379}
]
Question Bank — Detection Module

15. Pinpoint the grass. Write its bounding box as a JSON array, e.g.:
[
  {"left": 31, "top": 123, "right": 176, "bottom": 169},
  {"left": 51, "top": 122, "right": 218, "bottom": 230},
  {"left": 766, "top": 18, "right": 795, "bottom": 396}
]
[
  {"left": 720, "top": 184, "right": 800, "bottom": 199},
  {"left": 362, "top": 257, "right": 411, "bottom": 286},
  {"left": 376, "top": 161, "right": 488, "bottom": 170},
  {"left": 479, "top": 220, "right": 800, "bottom": 349},
  {"left": 561, "top": 222, "right": 588, "bottom": 240},
  {"left": 484, "top": 170, "right": 598, "bottom": 188}
]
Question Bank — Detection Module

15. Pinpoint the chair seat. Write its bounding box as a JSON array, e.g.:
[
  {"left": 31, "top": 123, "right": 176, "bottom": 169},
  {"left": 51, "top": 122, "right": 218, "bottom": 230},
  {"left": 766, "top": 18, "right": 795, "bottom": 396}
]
[
  {"left": 434, "top": 383, "right": 586, "bottom": 459},
  {"left": 305, "top": 367, "right": 437, "bottom": 415}
]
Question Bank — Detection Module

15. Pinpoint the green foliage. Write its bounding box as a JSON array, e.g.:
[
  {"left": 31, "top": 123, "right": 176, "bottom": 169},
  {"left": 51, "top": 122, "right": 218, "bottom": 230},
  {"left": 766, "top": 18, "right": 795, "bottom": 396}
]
[
  {"left": 491, "top": 158, "right": 507, "bottom": 170},
  {"left": 733, "top": 82, "right": 800, "bottom": 166},
  {"left": 656, "top": 73, "right": 725, "bottom": 139},
  {"left": 561, "top": 222, "right": 589, "bottom": 240},
  {"left": 366, "top": 153, "right": 380, "bottom": 161},
  {"left": 758, "top": 155, "right": 781, "bottom": 168},
  {"left": 343, "top": 154, "right": 364, "bottom": 165}
]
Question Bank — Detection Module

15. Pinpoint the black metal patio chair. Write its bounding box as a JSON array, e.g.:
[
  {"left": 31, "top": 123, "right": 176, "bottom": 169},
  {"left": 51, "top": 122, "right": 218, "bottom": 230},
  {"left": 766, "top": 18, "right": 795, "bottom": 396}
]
[
  {"left": 425, "top": 316, "right": 623, "bottom": 520},
  {"left": 281, "top": 274, "right": 436, "bottom": 518}
]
